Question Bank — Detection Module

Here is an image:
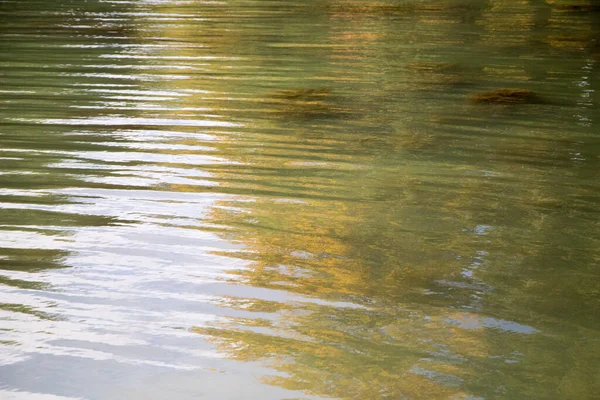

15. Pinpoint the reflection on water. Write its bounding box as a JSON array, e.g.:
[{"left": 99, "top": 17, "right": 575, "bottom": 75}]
[{"left": 1, "top": 0, "right": 599, "bottom": 399}]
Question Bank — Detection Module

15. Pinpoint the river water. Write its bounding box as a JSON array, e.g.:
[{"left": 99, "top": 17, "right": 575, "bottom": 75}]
[{"left": 1, "top": 1, "right": 599, "bottom": 399}]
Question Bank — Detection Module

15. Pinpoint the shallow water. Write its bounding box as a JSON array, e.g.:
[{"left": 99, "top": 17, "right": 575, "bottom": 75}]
[{"left": 1, "top": 1, "right": 599, "bottom": 399}]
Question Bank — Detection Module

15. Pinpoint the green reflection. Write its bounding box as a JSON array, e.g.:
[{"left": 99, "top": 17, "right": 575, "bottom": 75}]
[
  {"left": 0, "top": 248, "right": 69, "bottom": 273},
  {"left": 0, "top": 303, "right": 63, "bottom": 321},
  {"left": 0, "top": 0, "right": 598, "bottom": 399},
  {"left": 0, "top": 0, "right": 143, "bottom": 331},
  {"left": 153, "top": 0, "right": 600, "bottom": 399}
]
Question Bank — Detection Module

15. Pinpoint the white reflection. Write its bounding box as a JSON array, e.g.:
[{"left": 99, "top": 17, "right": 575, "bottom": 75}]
[{"left": 32, "top": 117, "right": 241, "bottom": 127}]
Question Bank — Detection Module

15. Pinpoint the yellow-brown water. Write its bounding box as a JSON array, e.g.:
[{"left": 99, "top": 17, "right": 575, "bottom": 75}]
[{"left": 1, "top": 1, "right": 599, "bottom": 399}]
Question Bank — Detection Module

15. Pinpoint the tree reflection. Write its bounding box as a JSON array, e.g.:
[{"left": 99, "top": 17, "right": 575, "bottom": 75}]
[{"left": 136, "top": 0, "right": 600, "bottom": 398}]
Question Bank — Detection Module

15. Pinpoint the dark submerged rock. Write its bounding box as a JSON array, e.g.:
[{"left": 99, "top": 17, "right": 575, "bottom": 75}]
[
  {"left": 271, "top": 87, "right": 349, "bottom": 118},
  {"left": 469, "top": 89, "right": 541, "bottom": 105},
  {"left": 555, "top": 4, "right": 600, "bottom": 12}
]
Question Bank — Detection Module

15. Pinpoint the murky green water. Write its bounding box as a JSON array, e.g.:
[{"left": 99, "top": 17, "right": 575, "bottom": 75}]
[{"left": 1, "top": 0, "right": 599, "bottom": 399}]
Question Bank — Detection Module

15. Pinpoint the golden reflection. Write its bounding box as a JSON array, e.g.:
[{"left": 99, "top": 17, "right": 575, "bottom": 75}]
[
  {"left": 133, "top": 1, "right": 600, "bottom": 398},
  {"left": 193, "top": 302, "right": 484, "bottom": 399},
  {"left": 546, "top": 1, "right": 595, "bottom": 51},
  {"left": 478, "top": 0, "right": 536, "bottom": 48}
]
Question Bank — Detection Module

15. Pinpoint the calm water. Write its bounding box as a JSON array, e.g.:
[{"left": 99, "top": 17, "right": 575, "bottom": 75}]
[{"left": 1, "top": 1, "right": 599, "bottom": 399}]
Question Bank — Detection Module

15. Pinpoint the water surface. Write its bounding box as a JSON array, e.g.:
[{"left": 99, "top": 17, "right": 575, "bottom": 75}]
[{"left": 1, "top": 1, "right": 599, "bottom": 399}]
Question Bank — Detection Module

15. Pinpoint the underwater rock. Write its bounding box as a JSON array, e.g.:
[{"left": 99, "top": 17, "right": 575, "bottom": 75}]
[
  {"left": 271, "top": 87, "right": 347, "bottom": 118},
  {"left": 272, "top": 87, "right": 331, "bottom": 101},
  {"left": 469, "top": 89, "right": 540, "bottom": 105},
  {"left": 554, "top": 4, "right": 600, "bottom": 12},
  {"left": 358, "top": 136, "right": 378, "bottom": 144}
]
